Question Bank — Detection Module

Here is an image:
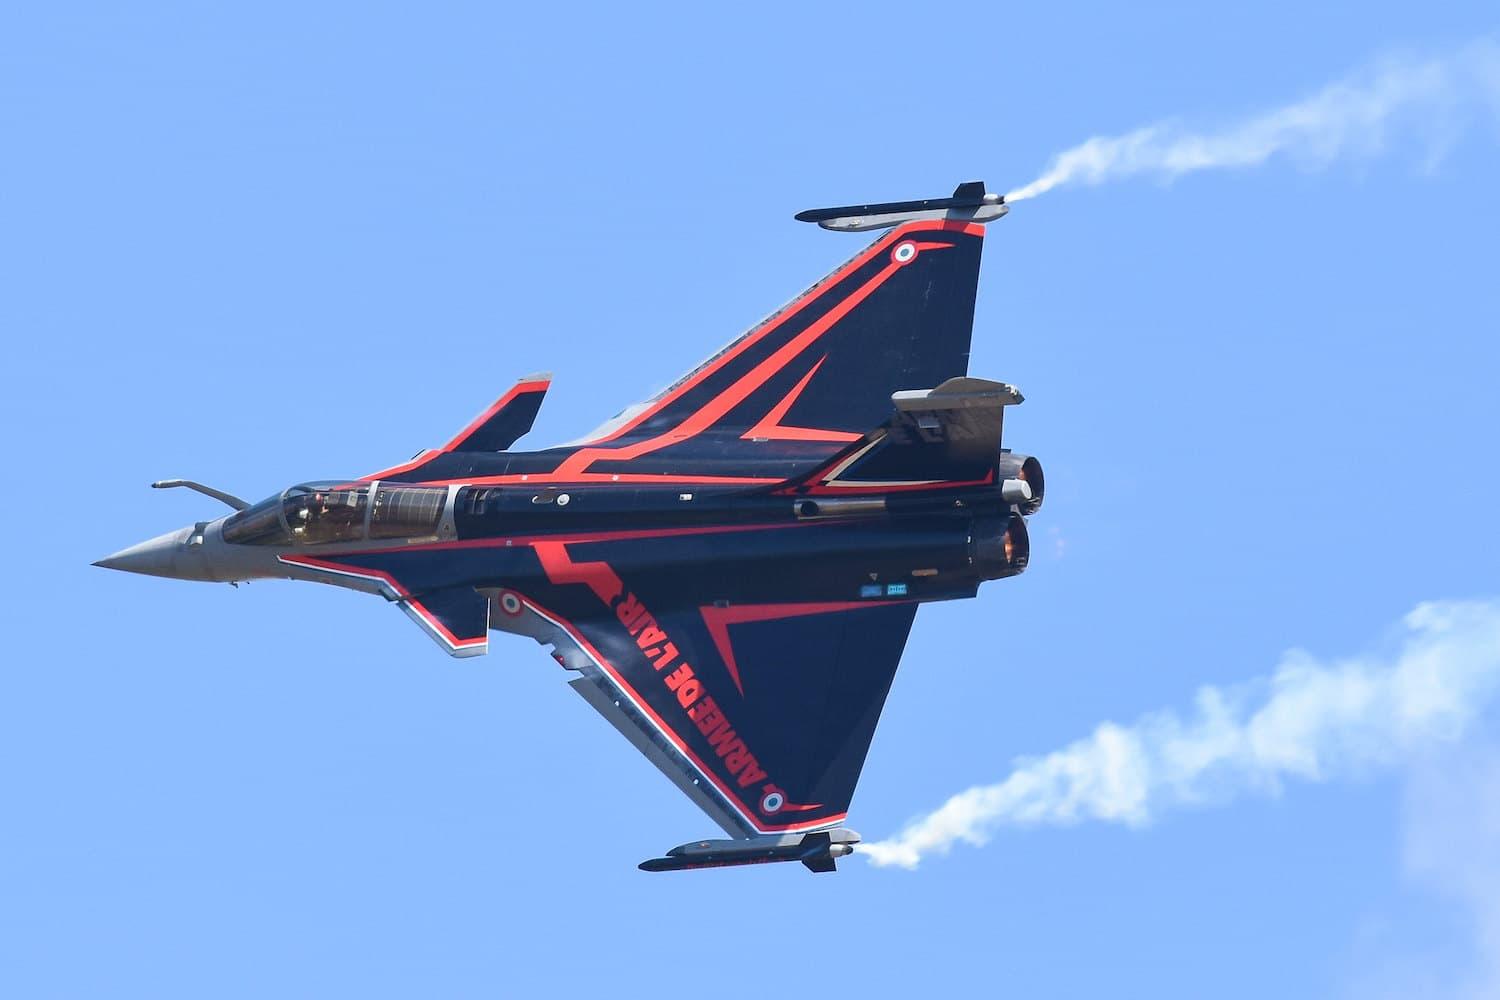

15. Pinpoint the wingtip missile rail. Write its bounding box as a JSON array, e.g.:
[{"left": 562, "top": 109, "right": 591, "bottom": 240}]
[
  {"left": 639, "top": 829, "right": 860, "bottom": 874},
  {"left": 795, "top": 180, "right": 1008, "bottom": 232}
]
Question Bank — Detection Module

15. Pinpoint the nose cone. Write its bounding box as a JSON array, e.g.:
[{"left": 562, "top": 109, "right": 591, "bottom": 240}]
[{"left": 94, "top": 526, "right": 216, "bottom": 581}]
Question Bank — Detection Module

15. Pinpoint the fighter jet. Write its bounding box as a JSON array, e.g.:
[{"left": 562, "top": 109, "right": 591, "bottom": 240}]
[{"left": 96, "top": 182, "right": 1041, "bottom": 873}]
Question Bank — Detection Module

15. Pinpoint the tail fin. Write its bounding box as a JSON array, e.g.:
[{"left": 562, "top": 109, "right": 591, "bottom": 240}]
[
  {"left": 565, "top": 219, "right": 987, "bottom": 464},
  {"left": 782, "top": 377, "right": 1024, "bottom": 493}
]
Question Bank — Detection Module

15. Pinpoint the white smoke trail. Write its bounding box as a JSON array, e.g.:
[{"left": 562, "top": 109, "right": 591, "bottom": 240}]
[
  {"left": 1005, "top": 40, "right": 1500, "bottom": 202},
  {"left": 864, "top": 599, "right": 1500, "bottom": 869}
]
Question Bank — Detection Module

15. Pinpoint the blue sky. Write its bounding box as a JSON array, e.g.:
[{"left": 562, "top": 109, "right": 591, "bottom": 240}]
[{"left": 4, "top": 3, "right": 1499, "bottom": 997}]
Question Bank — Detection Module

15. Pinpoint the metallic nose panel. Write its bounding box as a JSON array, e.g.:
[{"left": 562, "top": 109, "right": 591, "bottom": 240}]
[{"left": 93, "top": 526, "right": 214, "bottom": 580}]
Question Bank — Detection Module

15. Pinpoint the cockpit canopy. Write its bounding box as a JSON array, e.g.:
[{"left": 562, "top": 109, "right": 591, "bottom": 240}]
[{"left": 222, "top": 481, "right": 447, "bottom": 546}]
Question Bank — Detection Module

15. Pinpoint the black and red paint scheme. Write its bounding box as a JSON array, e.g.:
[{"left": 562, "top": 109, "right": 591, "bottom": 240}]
[{"left": 96, "top": 184, "right": 1042, "bottom": 872}]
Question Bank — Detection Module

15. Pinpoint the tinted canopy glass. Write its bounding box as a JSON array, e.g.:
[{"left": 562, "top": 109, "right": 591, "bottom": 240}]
[{"left": 222, "top": 482, "right": 448, "bottom": 546}]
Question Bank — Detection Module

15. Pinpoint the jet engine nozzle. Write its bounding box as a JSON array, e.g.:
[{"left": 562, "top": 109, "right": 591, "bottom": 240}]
[
  {"left": 997, "top": 453, "right": 1045, "bottom": 515},
  {"left": 971, "top": 513, "right": 1030, "bottom": 580}
]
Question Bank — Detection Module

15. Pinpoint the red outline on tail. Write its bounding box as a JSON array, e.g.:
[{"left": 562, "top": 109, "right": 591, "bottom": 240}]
[{"left": 740, "top": 357, "right": 861, "bottom": 443}]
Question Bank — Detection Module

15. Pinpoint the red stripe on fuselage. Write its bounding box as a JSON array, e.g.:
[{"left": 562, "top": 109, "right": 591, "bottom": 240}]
[
  {"left": 408, "top": 472, "right": 781, "bottom": 488},
  {"left": 336, "top": 520, "right": 822, "bottom": 558},
  {"left": 532, "top": 541, "right": 624, "bottom": 607}
]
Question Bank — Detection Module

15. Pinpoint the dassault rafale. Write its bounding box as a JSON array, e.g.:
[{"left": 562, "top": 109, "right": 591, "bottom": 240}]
[{"left": 96, "top": 182, "right": 1042, "bottom": 872}]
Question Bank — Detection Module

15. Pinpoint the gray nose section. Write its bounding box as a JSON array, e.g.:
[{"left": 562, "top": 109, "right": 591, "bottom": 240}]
[{"left": 94, "top": 525, "right": 216, "bottom": 581}]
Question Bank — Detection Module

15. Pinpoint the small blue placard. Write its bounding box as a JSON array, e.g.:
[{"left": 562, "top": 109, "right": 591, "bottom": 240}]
[
  {"left": 886, "top": 583, "right": 909, "bottom": 597},
  {"left": 859, "top": 584, "right": 882, "bottom": 598}
]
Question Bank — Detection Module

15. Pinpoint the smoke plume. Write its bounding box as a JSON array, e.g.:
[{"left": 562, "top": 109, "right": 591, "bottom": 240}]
[
  {"left": 1005, "top": 40, "right": 1500, "bottom": 202},
  {"left": 864, "top": 599, "right": 1500, "bottom": 869}
]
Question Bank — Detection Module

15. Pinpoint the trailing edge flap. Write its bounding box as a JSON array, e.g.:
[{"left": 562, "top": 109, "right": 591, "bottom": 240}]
[
  {"left": 789, "top": 376, "right": 1023, "bottom": 489},
  {"left": 399, "top": 586, "right": 490, "bottom": 658},
  {"left": 441, "top": 373, "right": 551, "bottom": 453}
]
